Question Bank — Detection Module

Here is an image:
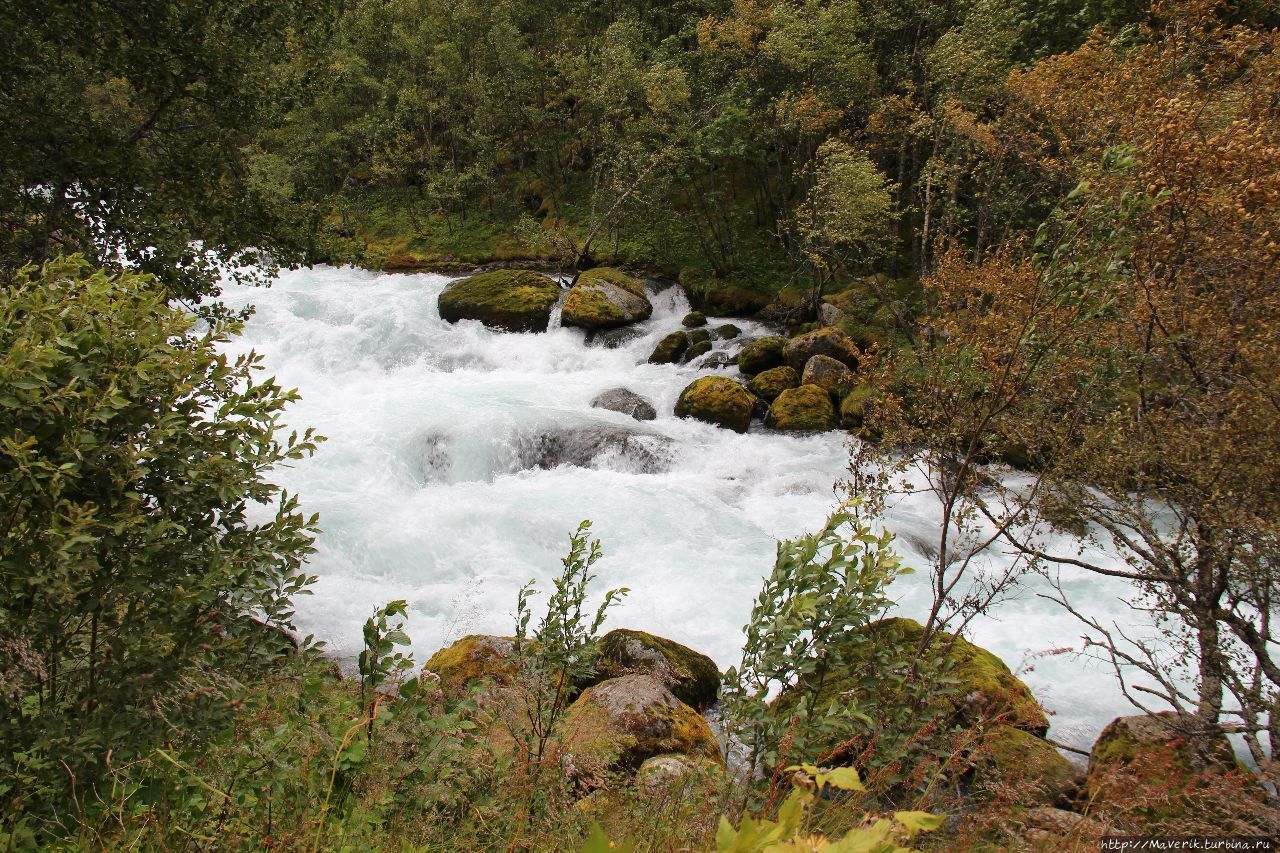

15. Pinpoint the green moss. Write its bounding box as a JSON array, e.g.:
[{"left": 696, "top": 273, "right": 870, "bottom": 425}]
[
  {"left": 561, "top": 271, "right": 652, "bottom": 330},
  {"left": 596, "top": 629, "right": 721, "bottom": 710},
  {"left": 748, "top": 366, "right": 799, "bottom": 403},
  {"left": 578, "top": 266, "right": 648, "bottom": 298},
  {"left": 737, "top": 336, "right": 787, "bottom": 376},
  {"left": 978, "top": 725, "right": 1079, "bottom": 806},
  {"left": 674, "top": 376, "right": 755, "bottom": 433},
  {"left": 765, "top": 384, "right": 837, "bottom": 431},
  {"left": 681, "top": 311, "right": 707, "bottom": 328},
  {"left": 425, "top": 634, "right": 519, "bottom": 693},
  {"left": 562, "top": 676, "right": 722, "bottom": 770},
  {"left": 839, "top": 384, "right": 877, "bottom": 429},
  {"left": 686, "top": 339, "right": 713, "bottom": 360},
  {"left": 648, "top": 331, "right": 689, "bottom": 364},
  {"left": 437, "top": 270, "right": 562, "bottom": 332},
  {"left": 783, "top": 327, "right": 861, "bottom": 373},
  {"left": 715, "top": 324, "right": 742, "bottom": 340}
]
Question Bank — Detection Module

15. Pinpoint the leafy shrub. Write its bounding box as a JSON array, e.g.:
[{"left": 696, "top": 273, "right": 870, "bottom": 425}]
[{"left": 0, "top": 257, "right": 320, "bottom": 832}]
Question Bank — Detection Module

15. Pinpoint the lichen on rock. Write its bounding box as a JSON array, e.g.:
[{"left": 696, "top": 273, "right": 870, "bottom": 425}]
[
  {"left": 765, "top": 384, "right": 837, "bottom": 431},
  {"left": 561, "top": 267, "right": 653, "bottom": 331},
  {"left": 437, "top": 270, "right": 562, "bottom": 333},
  {"left": 674, "top": 376, "right": 755, "bottom": 433}
]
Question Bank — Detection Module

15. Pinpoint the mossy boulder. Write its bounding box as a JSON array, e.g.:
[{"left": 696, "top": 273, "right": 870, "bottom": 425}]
[
  {"left": 975, "top": 725, "right": 1081, "bottom": 807},
  {"left": 783, "top": 326, "right": 861, "bottom": 373},
  {"left": 736, "top": 336, "right": 787, "bottom": 376},
  {"left": 748, "top": 365, "right": 800, "bottom": 403},
  {"left": 694, "top": 285, "right": 771, "bottom": 317},
  {"left": 681, "top": 311, "right": 707, "bottom": 328},
  {"left": 674, "top": 376, "right": 754, "bottom": 433},
  {"left": 839, "top": 384, "right": 877, "bottom": 430},
  {"left": 714, "top": 324, "right": 742, "bottom": 340},
  {"left": 596, "top": 629, "right": 721, "bottom": 710},
  {"left": 1087, "top": 712, "right": 1238, "bottom": 803},
  {"left": 801, "top": 354, "right": 856, "bottom": 399},
  {"left": 648, "top": 331, "right": 689, "bottom": 364},
  {"left": 635, "top": 753, "right": 723, "bottom": 795},
  {"left": 686, "top": 328, "right": 712, "bottom": 346},
  {"left": 765, "top": 384, "right": 837, "bottom": 431},
  {"left": 561, "top": 674, "right": 722, "bottom": 771},
  {"left": 438, "top": 270, "right": 562, "bottom": 332},
  {"left": 425, "top": 634, "right": 519, "bottom": 694},
  {"left": 685, "top": 339, "right": 713, "bottom": 360},
  {"left": 561, "top": 268, "right": 653, "bottom": 331}
]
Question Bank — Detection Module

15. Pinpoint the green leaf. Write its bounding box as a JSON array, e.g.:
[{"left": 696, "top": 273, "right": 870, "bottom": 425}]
[{"left": 893, "top": 811, "right": 945, "bottom": 837}]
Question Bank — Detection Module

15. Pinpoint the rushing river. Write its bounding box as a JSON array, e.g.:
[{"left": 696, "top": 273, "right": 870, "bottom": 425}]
[{"left": 218, "top": 264, "right": 1150, "bottom": 751}]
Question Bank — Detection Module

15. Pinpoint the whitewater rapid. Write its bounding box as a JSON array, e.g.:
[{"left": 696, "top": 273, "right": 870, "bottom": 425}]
[{"left": 217, "top": 265, "right": 1148, "bottom": 751}]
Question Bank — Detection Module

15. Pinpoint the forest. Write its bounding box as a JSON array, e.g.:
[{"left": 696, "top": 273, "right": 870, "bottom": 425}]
[{"left": 1, "top": 0, "right": 1278, "bottom": 848}]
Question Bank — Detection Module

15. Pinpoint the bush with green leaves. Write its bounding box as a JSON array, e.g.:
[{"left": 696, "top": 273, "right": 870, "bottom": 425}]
[{"left": 0, "top": 257, "right": 320, "bottom": 831}]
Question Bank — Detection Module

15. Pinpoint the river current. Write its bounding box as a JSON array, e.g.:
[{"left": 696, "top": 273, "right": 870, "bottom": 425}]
[{"left": 218, "top": 264, "right": 1149, "bottom": 751}]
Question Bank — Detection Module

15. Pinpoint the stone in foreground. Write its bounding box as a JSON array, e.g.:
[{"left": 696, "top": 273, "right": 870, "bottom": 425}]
[
  {"left": 561, "top": 268, "right": 653, "bottom": 331},
  {"left": 437, "top": 270, "right": 562, "bottom": 333},
  {"left": 765, "top": 384, "right": 837, "bottom": 431},
  {"left": 674, "top": 376, "right": 754, "bottom": 433}
]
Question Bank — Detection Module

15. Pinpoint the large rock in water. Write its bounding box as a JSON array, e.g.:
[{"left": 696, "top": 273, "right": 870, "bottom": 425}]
[
  {"left": 748, "top": 365, "right": 799, "bottom": 403},
  {"left": 736, "top": 336, "right": 787, "bottom": 376},
  {"left": 783, "top": 326, "right": 860, "bottom": 373},
  {"left": 674, "top": 376, "right": 754, "bottom": 433},
  {"left": 595, "top": 629, "right": 721, "bottom": 710},
  {"left": 765, "top": 384, "right": 837, "bottom": 431},
  {"left": 425, "top": 634, "right": 519, "bottom": 694},
  {"left": 437, "top": 270, "right": 562, "bottom": 332},
  {"left": 561, "top": 674, "right": 721, "bottom": 770},
  {"left": 561, "top": 268, "right": 652, "bottom": 331},
  {"left": 590, "top": 388, "right": 657, "bottom": 421},
  {"left": 648, "top": 331, "right": 688, "bottom": 364}
]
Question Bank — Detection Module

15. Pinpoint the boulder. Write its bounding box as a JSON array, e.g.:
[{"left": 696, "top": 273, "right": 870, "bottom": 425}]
[
  {"left": 747, "top": 366, "right": 800, "bottom": 403},
  {"left": 514, "top": 426, "right": 673, "bottom": 474},
  {"left": 1020, "top": 806, "right": 1110, "bottom": 848},
  {"left": 561, "top": 674, "right": 721, "bottom": 770},
  {"left": 694, "top": 285, "right": 770, "bottom": 317},
  {"left": 1087, "top": 712, "right": 1238, "bottom": 803},
  {"left": 685, "top": 339, "right": 713, "bottom": 360},
  {"left": 681, "top": 311, "right": 707, "bottom": 328},
  {"left": 438, "top": 270, "right": 562, "bottom": 333},
  {"left": 975, "top": 725, "right": 1081, "bottom": 807},
  {"left": 590, "top": 388, "right": 657, "bottom": 422},
  {"left": 561, "top": 268, "right": 653, "bottom": 331},
  {"left": 801, "top": 354, "right": 856, "bottom": 398},
  {"left": 783, "top": 327, "right": 860, "bottom": 373},
  {"left": 596, "top": 629, "right": 721, "bottom": 710},
  {"left": 686, "top": 328, "right": 712, "bottom": 346},
  {"left": 714, "top": 324, "right": 742, "bottom": 340},
  {"left": 588, "top": 325, "right": 647, "bottom": 349},
  {"left": 819, "top": 301, "right": 844, "bottom": 326},
  {"left": 426, "top": 634, "right": 519, "bottom": 694},
  {"left": 635, "top": 754, "right": 722, "bottom": 794},
  {"left": 736, "top": 336, "right": 787, "bottom": 376},
  {"left": 765, "top": 384, "right": 837, "bottom": 431},
  {"left": 648, "top": 331, "right": 689, "bottom": 364},
  {"left": 674, "top": 376, "right": 755, "bottom": 433}
]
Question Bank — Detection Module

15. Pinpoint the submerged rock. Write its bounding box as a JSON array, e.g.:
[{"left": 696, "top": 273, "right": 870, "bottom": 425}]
[
  {"left": 674, "top": 376, "right": 755, "bottom": 433},
  {"left": 562, "top": 674, "right": 721, "bottom": 770},
  {"left": 596, "top": 629, "right": 721, "bottom": 710},
  {"left": 438, "top": 270, "right": 562, "bottom": 333},
  {"left": 783, "top": 326, "right": 860, "bottom": 373},
  {"left": 648, "top": 331, "right": 689, "bottom": 364},
  {"left": 515, "top": 425, "right": 673, "bottom": 474},
  {"left": 561, "top": 268, "right": 653, "bottom": 331},
  {"left": 590, "top": 388, "right": 657, "bottom": 421},
  {"left": 588, "top": 325, "right": 647, "bottom": 349},
  {"left": 736, "top": 336, "right": 787, "bottom": 376},
  {"left": 692, "top": 351, "right": 738, "bottom": 370},
  {"left": 765, "top": 384, "right": 837, "bottom": 431},
  {"left": 748, "top": 365, "right": 800, "bottom": 403}
]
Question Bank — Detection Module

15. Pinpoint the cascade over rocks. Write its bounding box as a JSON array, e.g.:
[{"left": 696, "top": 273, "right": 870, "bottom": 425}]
[
  {"left": 437, "top": 270, "right": 562, "bottom": 332},
  {"left": 561, "top": 674, "right": 722, "bottom": 771},
  {"left": 590, "top": 388, "right": 657, "bottom": 421},
  {"left": 514, "top": 425, "right": 673, "bottom": 474},
  {"left": 736, "top": 336, "right": 787, "bottom": 376},
  {"left": 748, "top": 365, "right": 799, "bottom": 403},
  {"left": 784, "top": 326, "right": 860, "bottom": 373},
  {"left": 596, "top": 629, "right": 721, "bottom": 710},
  {"left": 561, "top": 267, "right": 653, "bottom": 331},
  {"left": 765, "top": 384, "right": 837, "bottom": 431},
  {"left": 674, "top": 376, "right": 755, "bottom": 433},
  {"left": 692, "top": 350, "right": 737, "bottom": 369}
]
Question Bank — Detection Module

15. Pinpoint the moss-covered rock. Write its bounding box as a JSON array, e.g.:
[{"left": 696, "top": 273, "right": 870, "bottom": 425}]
[
  {"left": 975, "top": 725, "right": 1081, "bottom": 807},
  {"left": 783, "top": 326, "right": 861, "bottom": 373},
  {"left": 736, "top": 336, "right": 787, "bottom": 376},
  {"left": 748, "top": 365, "right": 800, "bottom": 403},
  {"left": 648, "top": 331, "right": 689, "bottom": 364},
  {"left": 801, "top": 354, "right": 856, "bottom": 399},
  {"left": 1087, "top": 713, "right": 1237, "bottom": 800},
  {"left": 681, "top": 311, "right": 707, "bottom": 328},
  {"left": 765, "top": 384, "right": 837, "bottom": 431},
  {"left": 715, "top": 324, "right": 742, "bottom": 340},
  {"left": 561, "top": 268, "right": 652, "bottom": 331},
  {"left": 686, "top": 328, "right": 712, "bottom": 346},
  {"left": 596, "top": 629, "right": 721, "bottom": 710},
  {"left": 685, "top": 339, "right": 713, "bottom": 360},
  {"left": 635, "top": 753, "right": 723, "bottom": 794},
  {"left": 674, "top": 376, "right": 754, "bottom": 433},
  {"left": 437, "top": 270, "right": 562, "bottom": 332},
  {"left": 694, "top": 285, "right": 771, "bottom": 317},
  {"left": 561, "top": 674, "right": 722, "bottom": 771},
  {"left": 839, "top": 384, "right": 877, "bottom": 430},
  {"left": 425, "top": 634, "right": 519, "bottom": 694}
]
